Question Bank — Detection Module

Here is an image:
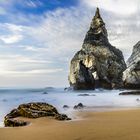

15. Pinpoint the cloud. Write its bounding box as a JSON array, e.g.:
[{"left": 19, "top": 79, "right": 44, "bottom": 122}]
[
  {"left": 0, "top": 34, "right": 23, "bottom": 44},
  {"left": 0, "top": 23, "right": 24, "bottom": 44},
  {"left": 81, "top": 0, "right": 140, "bottom": 16},
  {"left": 20, "top": 7, "right": 93, "bottom": 61},
  {"left": 0, "top": 69, "right": 63, "bottom": 76},
  {"left": 0, "top": 7, "right": 6, "bottom": 15},
  {"left": 0, "top": 54, "right": 60, "bottom": 79},
  {"left": 0, "top": 6, "right": 91, "bottom": 87},
  {"left": 24, "top": 0, "right": 43, "bottom": 8}
]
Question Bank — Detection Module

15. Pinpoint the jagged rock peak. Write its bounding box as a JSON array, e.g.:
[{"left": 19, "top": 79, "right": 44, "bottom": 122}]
[
  {"left": 92, "top": 7, "right": 105, "bottom": 27},
  {"left": 95, "top": 7, "right": 101, "bottom": 18},
  {"left": 84, "top": 7, "right": 108, "bottom": 45}
]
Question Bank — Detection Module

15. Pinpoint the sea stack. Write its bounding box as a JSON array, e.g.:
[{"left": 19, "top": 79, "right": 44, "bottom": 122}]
[
  {"left": 69, "top": 8, "right": 126, "bottom": 90},
  {"left": 123, "top": 41, "right": 140, "bottom": 89}
]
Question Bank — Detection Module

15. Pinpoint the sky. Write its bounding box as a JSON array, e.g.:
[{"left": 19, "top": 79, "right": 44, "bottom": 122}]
[{"left": 0, "top": 0, "right": 140, "bottom": 88}]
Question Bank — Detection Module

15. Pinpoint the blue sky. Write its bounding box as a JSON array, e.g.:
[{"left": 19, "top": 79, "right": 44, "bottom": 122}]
[
  {"left": 0, "top": 0, "right": 140, "bottom": 87},
  {"left": 8, "top": 0, "right": 77, "bottom": 14},
  {"left": 0, "top": 0, "right": 78, "bottom": 24}
]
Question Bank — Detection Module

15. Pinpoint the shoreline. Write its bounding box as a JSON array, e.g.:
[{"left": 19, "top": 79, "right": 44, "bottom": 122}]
[
  {"left": 1, "top": 106, "right": 140, "bottom": 127},
  {"left": 1, "top": 108, "right": 140, "bottom": 140}
]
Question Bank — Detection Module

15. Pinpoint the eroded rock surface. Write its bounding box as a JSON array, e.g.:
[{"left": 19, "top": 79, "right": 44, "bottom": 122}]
[
  {"left": 123, "top": 41, "right": 140, "bottom": 89},
  {"left": 69, "top": 8, "right": 126, "bottom": 90},
  {"left": 4, "top": 102, "right": 71, "bottom": 127}
]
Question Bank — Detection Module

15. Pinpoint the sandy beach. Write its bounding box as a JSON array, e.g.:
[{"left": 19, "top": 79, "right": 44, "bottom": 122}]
[{"left": 1, "top": 109, "right": 140, "bottom": 140}]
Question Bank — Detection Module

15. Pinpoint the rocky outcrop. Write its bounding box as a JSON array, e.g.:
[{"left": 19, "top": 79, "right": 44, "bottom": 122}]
[
  {"left": 4, "top": 102, "right": 71, "bottom": 127},
  {"left": 123, "top": 41, "right": 140, "bottom": 89},
  {"left": 69, "top": 8, "right": 126, "bottom": 90},
  {"left": 119, "top": 91, "right": 140, "bottom": 95}
]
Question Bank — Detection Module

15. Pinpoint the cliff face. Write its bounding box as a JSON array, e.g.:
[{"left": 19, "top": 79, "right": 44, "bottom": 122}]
[
  {"left": 123, "top": 41, "right": 140, "bottom": 89},
  {"left": 69, "top": 8, "right": 126, "bottom": 90}
]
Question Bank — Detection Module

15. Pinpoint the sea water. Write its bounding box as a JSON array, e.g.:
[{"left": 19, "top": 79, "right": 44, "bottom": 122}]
[{"left": 0, "top": 87, "right": 140, "bottom": 127}]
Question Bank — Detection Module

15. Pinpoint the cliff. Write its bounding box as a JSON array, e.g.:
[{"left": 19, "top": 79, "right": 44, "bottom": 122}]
[
  {"left": 69, "top": 8, "right": 126, "bottom": 90},
  {"left": 123, "top": 41, "right": 140, "bottom": 89}
]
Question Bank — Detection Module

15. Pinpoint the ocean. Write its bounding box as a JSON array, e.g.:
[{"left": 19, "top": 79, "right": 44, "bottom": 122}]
[{"left": 0, "top": 87, "right": 140, "bottom": 127}]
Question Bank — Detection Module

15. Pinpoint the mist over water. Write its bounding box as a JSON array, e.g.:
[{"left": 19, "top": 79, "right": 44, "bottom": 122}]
[{"left": 0, "top": 87, "right": 140, "bottom": 127}]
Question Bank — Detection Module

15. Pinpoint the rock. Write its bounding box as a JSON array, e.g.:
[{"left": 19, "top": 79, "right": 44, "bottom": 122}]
[
  {"left": 123, "top": 41, "right": 140, "bottom": 89},
  {"left": 69, "top": 8, "right": 126, "bottom": 90},
  {"left": 136, "top": 98, "right": 140, "bottom": 101},
  {"left": 55, "top": 114, "right": 71, "bottom": 121},
  {"left": 78, "top": 93, "right": 96, "bottom": 96},
  {"left": 64, "top": 87, "right": 73, "bottom": 91},
  {"left": 119, "top": 91, "right": 140, "bottom": 95},
  {"left": 17, "top": 102, "right": 58, "bottom": 118},
  {"left": 42, "top": 92, "right": 48, "bottom": 94},
  {"left": 4, "top": 118, "right": 27, "bottom": 127},
  {"left": 78, "top": 94, "right": 90, "bottom": 96},
  {"left": 4, "top": 102, "right": 71, "bottom": 127},
  {"left": 5, "top": 109, "right": 20, "bottom": 119},
  {"left": 2, "top": 99, "right": 7, "bottom": 102},
  {"left": 74, "top": 103, "right": 85, "bottom": 109},
  {"left": 63, "top": 105, "right": 69, "bottom": 109}
]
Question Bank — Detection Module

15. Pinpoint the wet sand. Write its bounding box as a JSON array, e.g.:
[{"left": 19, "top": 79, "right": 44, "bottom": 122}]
[{"left": 1, "top": 109, "right": 140, "bottom": 140}]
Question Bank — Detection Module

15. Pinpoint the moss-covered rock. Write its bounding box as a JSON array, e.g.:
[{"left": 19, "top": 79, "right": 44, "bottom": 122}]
[
  {"left": 4, "top": 102, "right": 71, "bottom": 127},
  {"left": 4, "top": 118, "right": 27, "bottom": 127}
]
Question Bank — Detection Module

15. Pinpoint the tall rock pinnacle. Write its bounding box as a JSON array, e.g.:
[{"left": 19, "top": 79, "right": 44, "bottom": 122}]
[
  {"left": 84, "top": 8, "right": 108, "bottom": 45},
  {"left": 69, "top": 8, "right": 126, "bottom": 90},
  {"left": 95, "top": 7, "right": 100, "bottom": 18}
]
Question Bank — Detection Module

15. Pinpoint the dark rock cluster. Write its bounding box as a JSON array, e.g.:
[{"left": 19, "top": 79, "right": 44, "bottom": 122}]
[
  {"left": 69, "top": 8, "right": 126, "bottom": 90},
  {"left": 4, "top": 102, "right": 71, "bottom": 127}
]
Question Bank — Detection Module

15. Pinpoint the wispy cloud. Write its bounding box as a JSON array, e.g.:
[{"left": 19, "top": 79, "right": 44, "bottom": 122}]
[
  {"left": 0, "top": 34, "right": 23, "bottom": 44},
  {"left": 25, "top": 0, "right": 43, "bottom": 8},
  {"left": 81, "top": 0, "right": 140, "bottom": 16}
]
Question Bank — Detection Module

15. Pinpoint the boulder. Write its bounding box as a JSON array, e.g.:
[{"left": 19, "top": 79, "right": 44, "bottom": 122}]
[
  {"left": 69, "top": 8, "right": 126, "bottom": 90},
  {"left": 4, "top": 102, "right": 71, "bottom": 127},
  {"left": 42, "top": 92, "right": 48, "bottom": 94},
  {"left": 63, "top": 105, "right": 70, "bottom": 109},
  {"left": 55, "top": 114, "right": 71, "bottom": 121},
  {"left": 123, "top": 41, "right": 140, "bottom": 89},
  {"left": 74, "top": 103, "right": 85, "bottom": 109}
]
